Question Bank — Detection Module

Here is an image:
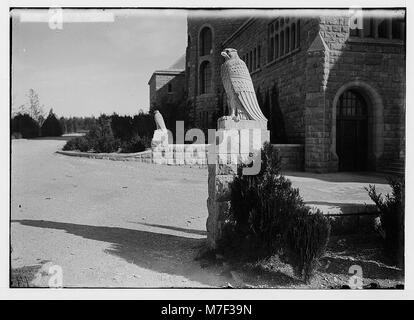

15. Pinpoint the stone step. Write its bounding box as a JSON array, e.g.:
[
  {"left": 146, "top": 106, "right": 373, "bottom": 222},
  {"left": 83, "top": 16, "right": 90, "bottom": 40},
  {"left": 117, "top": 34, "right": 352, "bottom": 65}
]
[
  {"left": 307, "top": 202, "right": 379, "bottom": 235},
  {"left": 378, "top": 159, "right": 405, "bottom": 176}
]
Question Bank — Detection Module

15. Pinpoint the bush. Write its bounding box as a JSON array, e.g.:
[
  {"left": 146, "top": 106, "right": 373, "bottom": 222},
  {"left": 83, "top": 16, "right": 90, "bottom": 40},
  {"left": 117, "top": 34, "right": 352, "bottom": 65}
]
[
  {"left": 283, "top": 208, "right": 331, "bottom": 283},
  {"left": 110, "top": 113, "right": 134, "bottom": 141},
  {"left": 110, "top": 112, "right": 154, "bottom": 142},
  {"left": 366, "top": 178, "right": 404, "bottom": 266},
  {"left": 11, "top": 114, "right": 40, "bottom": 138},
  {"left": 41, "top": 111, "right": 62, "bottom": 137},
  {"left": 225, "top": 142, "right": 331, "bottom": 282},
  {"left": 62, "top": 137, "right": 90, "bottom": 152},
  {"left": 63, "top": 116, "right": 120, "bottom": 153},
  {"left": 120, "top": 134, "right": 151, "bottom": 153},
  {"left": 229, "top": 143, "right": 306, "bottom": 256}
]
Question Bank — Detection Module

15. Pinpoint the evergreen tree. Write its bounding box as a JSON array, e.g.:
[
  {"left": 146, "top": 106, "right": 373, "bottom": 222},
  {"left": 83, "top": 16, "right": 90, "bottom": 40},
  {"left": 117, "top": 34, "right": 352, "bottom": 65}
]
[{"left": 41, "top": 109, "right": 63, "bottom": 137}]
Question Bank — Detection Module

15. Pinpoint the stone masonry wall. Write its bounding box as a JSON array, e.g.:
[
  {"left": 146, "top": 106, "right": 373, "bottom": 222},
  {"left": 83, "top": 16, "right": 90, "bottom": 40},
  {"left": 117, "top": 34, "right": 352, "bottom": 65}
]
[
  {"left": 318, "top": 13, "right": 405, "bottom": 171},
  {"left": 185, "top": 11, "right": 405, "bottom": 173},
  {"left": 186, "top": 16, "right": 245, "bottom": 132},
  {"left": 223, "top": 18, "right": 320, "bottom": 144},
  {"left": 149, "top": 72, "right": 185, "bottom": 111}
]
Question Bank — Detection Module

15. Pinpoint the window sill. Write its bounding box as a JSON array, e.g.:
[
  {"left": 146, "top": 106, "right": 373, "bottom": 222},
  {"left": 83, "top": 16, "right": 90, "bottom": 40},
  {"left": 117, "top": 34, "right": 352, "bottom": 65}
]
[
  {"left": 264, "top": 47, "right": 301, "bottom": 68},
  {"left": 250, "top": 68, "right": 262, "bottom": 76},
  {"left": 197, "top": 93, "right": 215, "bottom": 98},
  {"left": 348, "top": 37, "right": 404, "bottom": 46}
]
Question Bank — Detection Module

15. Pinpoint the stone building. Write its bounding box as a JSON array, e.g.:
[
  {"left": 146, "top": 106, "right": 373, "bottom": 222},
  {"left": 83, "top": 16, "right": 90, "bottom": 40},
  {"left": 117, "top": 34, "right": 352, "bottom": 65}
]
[
  {"left": 148, "top": 55, "right": 186, "bottom": 113},
  {"left": 184, "top": 10, "right": 405, "bottom": 173}
]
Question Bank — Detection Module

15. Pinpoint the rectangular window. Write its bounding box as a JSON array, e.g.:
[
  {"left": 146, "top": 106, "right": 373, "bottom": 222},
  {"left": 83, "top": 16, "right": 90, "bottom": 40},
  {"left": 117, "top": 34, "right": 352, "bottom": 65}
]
[
  {"left": 363, "top": 18, "right": 374, "bottom": 38},
  {"left": 267, "top": 18, "right": 300, "bottom": 63},
  {"left": 349, "top": 11, "right": 404, "bottom": 41},
  {"left": 253, "top": 49, "right": 257, "bottom": 71},
  {"left": 392, "top": 18, "right": 404, "bottom": 40},
  {"left": 378, "top": 18, "right": 389, "bottom": 38}
]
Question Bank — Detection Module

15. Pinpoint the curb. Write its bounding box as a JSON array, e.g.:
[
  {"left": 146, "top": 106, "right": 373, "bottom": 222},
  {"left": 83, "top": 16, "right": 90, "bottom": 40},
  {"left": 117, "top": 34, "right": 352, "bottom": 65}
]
[{"left": 56, "top": 150, "right": 153, "bottom": 162}]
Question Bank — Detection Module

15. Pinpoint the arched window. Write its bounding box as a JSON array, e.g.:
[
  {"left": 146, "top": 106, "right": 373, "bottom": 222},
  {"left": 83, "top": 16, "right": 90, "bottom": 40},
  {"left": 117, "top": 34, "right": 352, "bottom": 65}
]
[
  {"left": 200, "top": 61, "right": 212, "bottom": 94},
  {"left": 336, "top": 89, "right": 369, "bottom": 171},
  {"left": 200, "top": 27, "right": 212, "bottom": 56},
  {"left": 337, "top": 90, "right": 367, "bottom": 117}
]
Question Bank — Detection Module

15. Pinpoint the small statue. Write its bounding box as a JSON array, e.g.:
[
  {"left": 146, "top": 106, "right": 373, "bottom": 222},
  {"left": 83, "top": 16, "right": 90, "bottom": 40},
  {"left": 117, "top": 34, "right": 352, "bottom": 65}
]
[
  {"left": 221, "top": 48, "right": 267, "bottom": 122},
  {"left": 154, "top": 110, "right": 167, "bottom": 130},
  {"left": 152, "top": 110, "right": 168, "bottom": 148}
]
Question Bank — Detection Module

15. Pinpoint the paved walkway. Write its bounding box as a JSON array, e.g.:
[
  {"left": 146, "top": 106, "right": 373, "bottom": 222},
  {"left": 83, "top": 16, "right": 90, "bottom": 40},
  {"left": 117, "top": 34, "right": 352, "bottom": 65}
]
[
  {"left": 286, "top": 171, "right": 391, "bottom": 215},
  {"left": 11, "top": 139, "right": 391, "bottom": 287}
]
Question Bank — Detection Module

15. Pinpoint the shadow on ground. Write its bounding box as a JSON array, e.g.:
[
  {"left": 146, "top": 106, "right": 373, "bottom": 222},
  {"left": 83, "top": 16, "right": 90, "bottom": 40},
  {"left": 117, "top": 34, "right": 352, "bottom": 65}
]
[
  {"left": 130, "top": 222, "right": 207, "bottom": 236},
  {"left": 11, "top": 219, "right": 225, "bottom": 287}
]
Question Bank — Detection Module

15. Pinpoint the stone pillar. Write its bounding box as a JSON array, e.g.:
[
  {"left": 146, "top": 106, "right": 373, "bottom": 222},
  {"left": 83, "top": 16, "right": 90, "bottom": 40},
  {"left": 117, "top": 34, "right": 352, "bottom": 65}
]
[
  {"left": 206, "top": 118, "right": 269, "bottom": 250},
  {"left": 304, "top": 32, "right": 337, "bottom": 173}
]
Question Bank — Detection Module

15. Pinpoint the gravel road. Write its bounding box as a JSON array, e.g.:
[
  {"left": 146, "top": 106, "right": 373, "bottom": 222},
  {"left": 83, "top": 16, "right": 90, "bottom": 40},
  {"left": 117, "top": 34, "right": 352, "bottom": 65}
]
[
  {"left": 11, "top": 138, "right": 391, "bottom": 288},
  {"left": 11, "top": 138, "right": 228, "bottom": 287}
]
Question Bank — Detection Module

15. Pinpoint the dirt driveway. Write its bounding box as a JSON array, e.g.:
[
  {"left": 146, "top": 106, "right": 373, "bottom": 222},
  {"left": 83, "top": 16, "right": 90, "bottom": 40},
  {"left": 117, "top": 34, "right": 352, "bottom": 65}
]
[
  {"left": 11, "top": 138, "right": 395, "bottom": 288},
  {"left": 11, "top": 138, "right": 230, "bottom": 287}
]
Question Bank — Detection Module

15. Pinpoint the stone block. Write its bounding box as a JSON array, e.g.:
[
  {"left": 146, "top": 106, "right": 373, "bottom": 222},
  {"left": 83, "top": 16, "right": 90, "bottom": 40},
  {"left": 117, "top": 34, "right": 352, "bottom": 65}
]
[
  {"left": 206, "top": 197, "right": 231, "bottom": 250},
  {"left": 215, "top": 129, "right": 240, "bottom": 155},
  {"left": 174, "top": 151, "right": 185, "bottom": 165},
  {"left": 208, "top": 163, "right": 238, "bottom": 176},
  {"left": 217, "top": 118, "right": 267, "bottom": 130}
]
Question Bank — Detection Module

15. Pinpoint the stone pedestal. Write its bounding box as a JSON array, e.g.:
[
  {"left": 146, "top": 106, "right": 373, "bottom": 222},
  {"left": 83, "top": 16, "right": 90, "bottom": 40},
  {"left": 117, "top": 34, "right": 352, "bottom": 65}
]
[
  {"left": 206, "top": 118, "right": 269, "bottom": 250},
  {"left": 151, "top": 129, "right": 169, "bottom": 149}
]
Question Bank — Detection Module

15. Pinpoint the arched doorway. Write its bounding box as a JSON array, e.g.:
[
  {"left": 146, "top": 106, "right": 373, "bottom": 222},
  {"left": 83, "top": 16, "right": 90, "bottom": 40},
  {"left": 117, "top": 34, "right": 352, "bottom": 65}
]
[{"left": 336, "top": 89, "right": 368, "bottom": 171}]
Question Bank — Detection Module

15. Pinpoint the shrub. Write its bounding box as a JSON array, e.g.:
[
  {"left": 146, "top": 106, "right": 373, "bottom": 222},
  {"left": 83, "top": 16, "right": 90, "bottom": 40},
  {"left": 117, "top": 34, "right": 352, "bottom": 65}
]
[
  {"left": 11, "top": 114, "right": 40, "bottom": 138},
  {"left": 110, "top": 113, "right": 134, "bottom": 141},
  {"left": 63, "top": 116, "right": 120, "bottom": 153},
  {"left": 110, "top": 112, "right": 155, "bottom": 142},
  {"left": 229, "top": 143, "right": 307, "bottom": 256},
  {"left": 226, "top": 142, "right": 331, "bottom": 282},
  {"left": 91, "top": 136, "right": 120, "bottom": 153},
  {"left": 366, "top": 178, "right": 404, "bottom": 266},
  {"left": 120, "top": 134, "right": 151, "bottom": 153},
  {"left": 41, "top": 111, "right": 62, "bottom": 137},
  {"left": 62, "top": 137, "right": 90, "bottom": 152},
  {"left": 283, "top": 207, "right": 331, "bottom": 283}
]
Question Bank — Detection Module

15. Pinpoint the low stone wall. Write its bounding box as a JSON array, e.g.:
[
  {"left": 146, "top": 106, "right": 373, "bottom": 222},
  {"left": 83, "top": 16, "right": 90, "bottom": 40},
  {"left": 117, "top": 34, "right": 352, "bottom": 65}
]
[
  {"left": 152, "top": 144, "right": 209, "bottom": 166},
  {"left": 57, "top": 144, "right": 304, "bottom": 170},
  {"left": 272, "top": 144, "right": 304, "bottom": 171},
  {"left": 56, "top": 145, "right": 209, "bottom": 166}
]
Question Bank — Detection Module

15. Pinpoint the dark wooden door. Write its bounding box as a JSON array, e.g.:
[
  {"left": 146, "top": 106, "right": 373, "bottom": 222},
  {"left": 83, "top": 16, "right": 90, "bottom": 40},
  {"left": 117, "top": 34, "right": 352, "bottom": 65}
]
[{"left": 336, "top": 90, "right": 368, "bottom": 171}]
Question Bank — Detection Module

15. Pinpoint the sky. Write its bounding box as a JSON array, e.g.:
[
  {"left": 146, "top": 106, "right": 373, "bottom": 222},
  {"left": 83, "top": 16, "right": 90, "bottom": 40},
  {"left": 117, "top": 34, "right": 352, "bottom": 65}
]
[{"left": 11, "top": 9, "right": 187, "bottom": 117}]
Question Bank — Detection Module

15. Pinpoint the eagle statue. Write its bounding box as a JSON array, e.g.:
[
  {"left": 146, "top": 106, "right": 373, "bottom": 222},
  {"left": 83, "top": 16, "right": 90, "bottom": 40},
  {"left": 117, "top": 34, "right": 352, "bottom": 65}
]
[
  {"left": 221, "top": 48, "right": 267, "bottom": 122},
  {"left": 154, "top": 110, "right": 167, "bottom": 130}
]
